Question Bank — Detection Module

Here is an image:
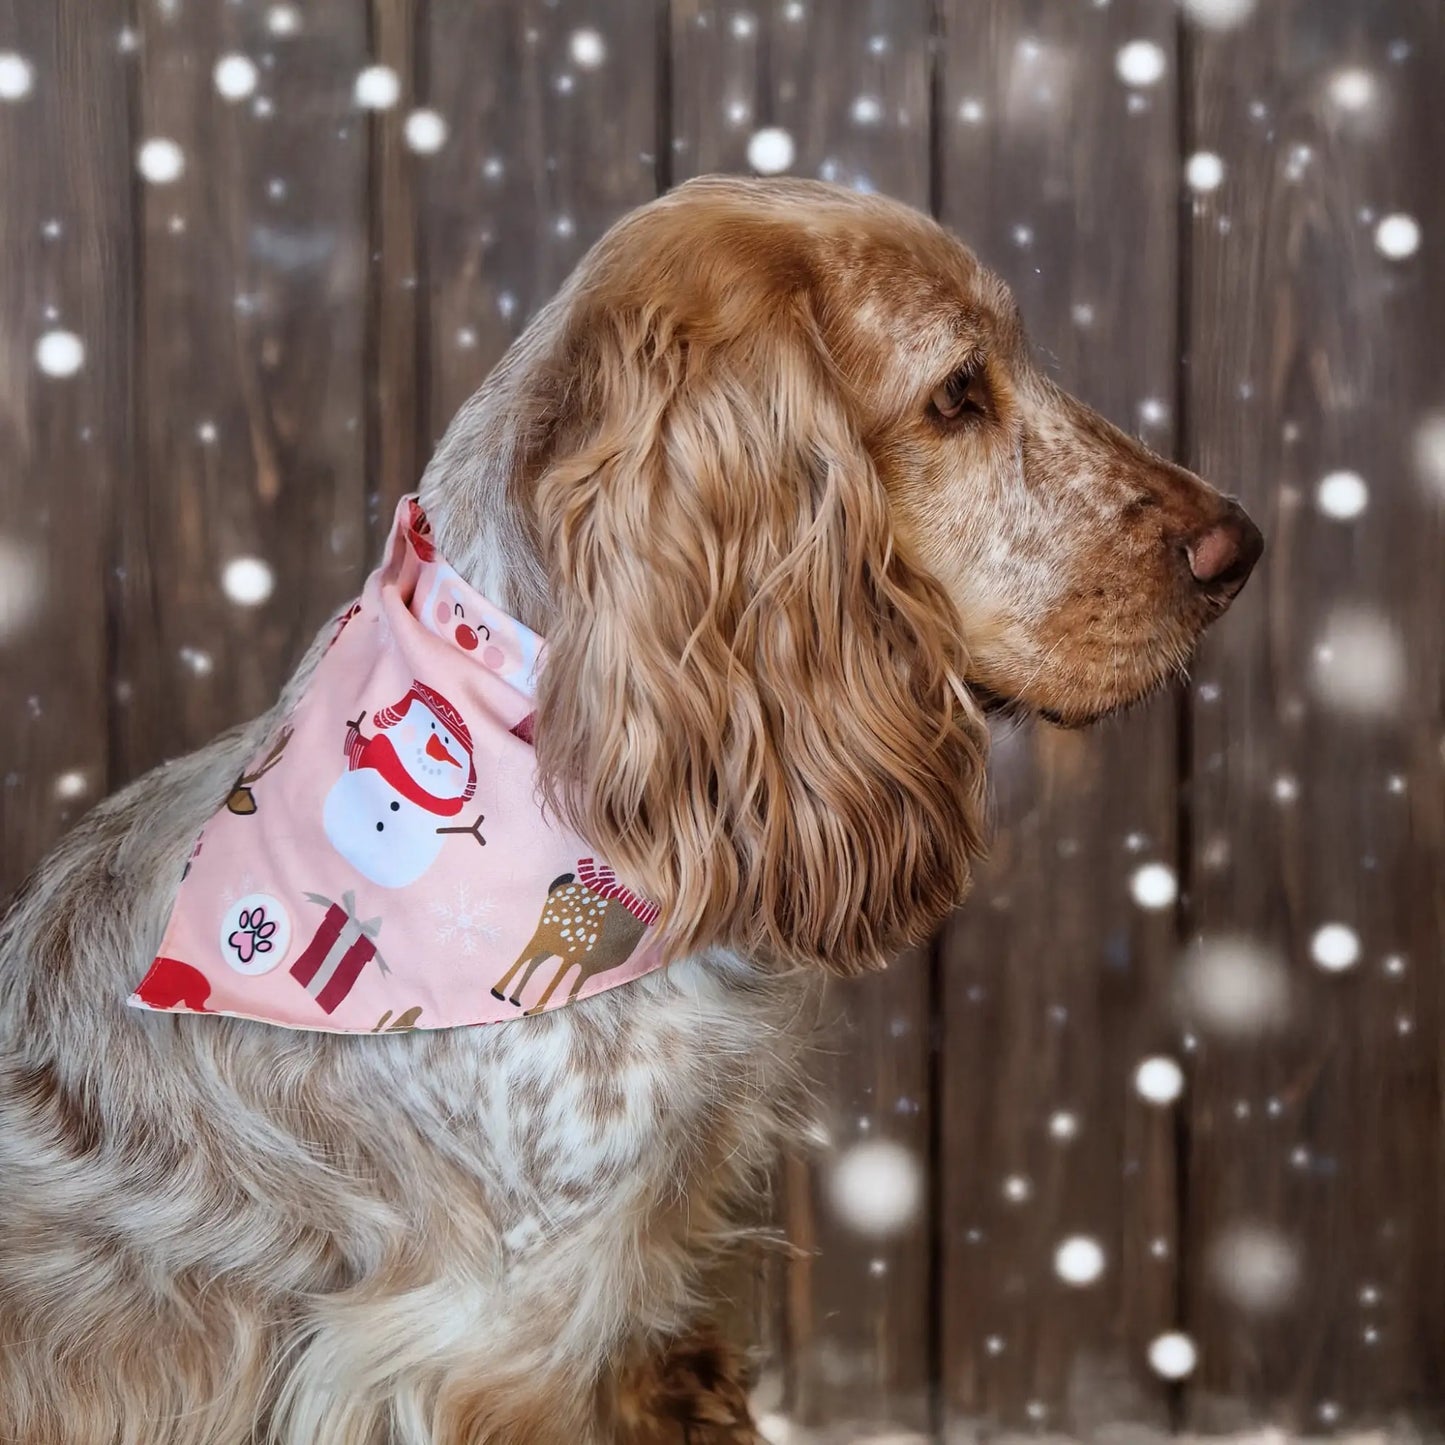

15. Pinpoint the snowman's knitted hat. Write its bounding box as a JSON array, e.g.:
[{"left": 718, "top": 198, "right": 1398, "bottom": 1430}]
[
  {"left": 374, "top": 681, "right": 477, "bottom": 801},
  {"left": 374, "top": 681, "right": 472, "bottom": 750}
]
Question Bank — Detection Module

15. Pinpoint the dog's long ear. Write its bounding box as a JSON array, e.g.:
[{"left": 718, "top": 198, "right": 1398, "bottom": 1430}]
[{"left": 531, "top": 286, "right": 989, "bottom": 975}]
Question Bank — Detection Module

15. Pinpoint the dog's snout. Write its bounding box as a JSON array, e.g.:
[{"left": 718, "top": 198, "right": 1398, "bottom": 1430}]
[{"left": 1184, "top": 503, "right": 1263, "bottom": 597}]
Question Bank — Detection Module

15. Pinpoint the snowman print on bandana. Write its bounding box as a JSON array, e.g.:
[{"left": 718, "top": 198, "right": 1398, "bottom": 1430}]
[{"left": 322, "top": 681, "right": 486, "bottom": 888}]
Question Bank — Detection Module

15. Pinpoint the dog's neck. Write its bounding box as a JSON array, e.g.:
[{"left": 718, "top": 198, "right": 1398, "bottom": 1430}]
[{"left": 416, "top": 283, "right": 585, "bottom": 637}]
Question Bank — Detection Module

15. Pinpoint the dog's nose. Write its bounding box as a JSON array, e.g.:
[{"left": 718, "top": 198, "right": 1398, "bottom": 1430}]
[{"left": 1185, "top": 503, "right": 1264, "bottom": 597}]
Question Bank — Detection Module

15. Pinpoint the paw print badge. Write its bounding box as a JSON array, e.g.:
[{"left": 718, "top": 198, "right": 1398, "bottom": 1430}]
[{"left": 219, "top": 893, "right": 292, "bottom": 975}]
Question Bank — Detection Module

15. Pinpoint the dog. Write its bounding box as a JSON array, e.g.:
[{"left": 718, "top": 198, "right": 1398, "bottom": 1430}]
[{"left": 0, "top": 177, "right": 1260, "bottom": 1444}]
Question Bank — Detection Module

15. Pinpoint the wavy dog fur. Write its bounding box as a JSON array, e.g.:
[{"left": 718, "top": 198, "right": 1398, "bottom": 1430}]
[{"left": 0, "top": 177, "right": 1257, "bottom": 1444}]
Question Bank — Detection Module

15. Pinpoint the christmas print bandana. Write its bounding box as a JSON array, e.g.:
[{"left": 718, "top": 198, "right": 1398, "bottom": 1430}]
[{"left": 130, "top": 496, "right": 665, "bottom": 1033}]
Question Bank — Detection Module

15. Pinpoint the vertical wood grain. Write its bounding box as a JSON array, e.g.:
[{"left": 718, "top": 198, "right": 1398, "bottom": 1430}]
[
  {"left": 0, "top": 0, "right": 131, "bottom": 893},
  {"left": 672, "top": 4, "right": 938, "bottom": 1435},
  {"left": 368, "top": 0, "right": 425, "bottom": 533},
  {"left": 112, "top": 0, "right": 371, "bottom": 781},
  {"left": 935, "top": 1, "right": 1184, "bottom": 1435},
  {"left": 419, "top": 0, "right": 661, "bottom": 448},
  {"left": 1181, "top": 2, "right": 1445, "bottom": 1432}
]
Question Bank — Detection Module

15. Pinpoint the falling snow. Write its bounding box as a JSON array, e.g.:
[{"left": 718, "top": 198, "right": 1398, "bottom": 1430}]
[
  {"left": 1208, "top": 1222, "right": 1301, "bottom": 1314},
  {"left": 1147, "top": 1331, "right": 1198, "bottom": 1379},
  {"left": 828, "top": 1139, "right": 922, "bottom": 1238},
  {"left": 1178, "top": 0, "right": 1256, "bottom": 28},
  {"left": 34, "top": 330, "right": 85, "bottom": 378},
  {"left": 1312, "top": 605, "right": 1407, "bottom": 718},
  {"left": 213, "top": 54, "right": 258, "bottom": 102},
  {"left": 1178, "top": 936, "right": 1291, "bottom": 1038},
  {"left": 747, "top": 126, "right": 795, "bottom": 175},
  {"left": 1115, "top": 40, "right": 1167, "bottom": 88},
  {"left": 1129, "top": 862, "right": 1177, "bottom": 910},
  {"left": 568, "top": 28, "right": 606, "bottom": 70},
  {"left": 1311, "top": 922, "right": 1361, "bottom": 972},
  {"left": 0, "top": 535, "right": 43, "bottom": 643},
  {"left": 1327, "top": 66, "right": 1377, "bottom": 114},
  {"left": 266, "top": 5, "right": 301, "bottom": 38},
  {"left": 1134, "top": 1056, "right": 1185, "bottom": 1105},
  {"left": 1414, "top": 410, "right": 1445, "bottom": 496},
  {"left": 404, "top": 109, "right": 448, "bottom": 154},
  {"left": 354, "top": 65, "right": 401, "bottom": 111},
  {"left": 137, "top": 137, "right": 185, "bottom": 185},
  {"left": 1316, "top": 468, "right": 1368, "bottom": 519},
  {"left": 1375, "top": 212, "right": 1421, "bottom": 259},
  {"left": 221, "top": 557, "right": 275, "bottom": 608},
  {"left": 1185, "top": 151, "right": 1225, "bottom": 192},
  {"left": 0, "top": 50, "right": 35, "bottom": 101},
  {"left": 1054, "top": 1235, "right": 1106, "bottom": 1286}
]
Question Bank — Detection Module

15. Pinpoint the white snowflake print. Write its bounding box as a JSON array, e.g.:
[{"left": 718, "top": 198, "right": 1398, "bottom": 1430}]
[
  {"left": 432, "top": 884, "right": 503, "bottom": 951},
  {"left": 219, "top": 871, "right": 262, "bottom": 909}
]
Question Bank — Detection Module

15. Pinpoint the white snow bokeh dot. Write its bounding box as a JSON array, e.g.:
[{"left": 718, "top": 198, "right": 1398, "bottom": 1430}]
[
  {"left": 1148, "top": 1332, "right": 1198, "bottom": 1380},
  {"left": 568, "top": 27, "right": 606, "bottom": 69},
  {"left": 1130, "top": 862, "right": 1177, "bottom": 910},
  {"left": 1115, "top": 40, "right": 1167, "bottom": 88},
  {"left": 1049, "top": 1110, "right": 1079, "bottom": 1142},
  {"left": 1178, "top": 0, "right": 1256, "bottom": 28},
  {"left": 54, "top": 769, "right": 88, "bottom": 801},
  {"left": 266, "top": 4, "right": 302, "bottom": 37},
  {"left": 404, "top": 109, "right": 448, "bottom": 154},
  {"left": 1375, "top": 213, "right": 1420, "bottom": 260},
  {"left": 354, "top": 64, "right": 401, "bottom": 111},
  {"left": 851, "top": 94, "right": 883, "bottom": 126},
  {"left": 137, "top": 137, "right": 185, "bottom": 185},
  {"left": 0, "top": 50, "right": 35, "bottom": 101},
  {"left": 1054, "top": 1235, "right": 1106, "bottom": 1287},
  {"left": 213, "top": 54, "right": 258, "bottom": 101},
  {"left": 1327, "top": 66, "right": 1377, "bottom": 115},
  {"left": 1414, "top": 411, "right": 1445, "bottom": 497},
  {"left": 1311, "top": 922, "right": 1360, "bottom": 973},
  {"left": 1177, "top": 936, "right": 1291, "bottom": 1038},
  {"left": 1134, "top": 1056, "right": 1185, "bottom": 1106},
  {"left": 35, "top": 330, "right": 85, "bottom": 378},
  {"left": 1208, "top": 1222, "right": 1301, "bottom": 1314},
  {"left": 221, "top": 557, "right": 275, "bottom": 608},
  {"left": 1185, "top": 151, "right": 1225, "bottom": 193},
  {"left": 747, "top": 126, "right": 795, "bottom": 175},
  {"left": 828, "top": 1139, "right": 922, "bottom": 1238},
  {"left": 1316, "top": 469, "right": 1368, "bottom": 519},
  {"left": 0, "top": 535, "right": 43, "bottom": 643},
  {"left": 1311, "top": 605, "right": 1406, "bottom": 718}
]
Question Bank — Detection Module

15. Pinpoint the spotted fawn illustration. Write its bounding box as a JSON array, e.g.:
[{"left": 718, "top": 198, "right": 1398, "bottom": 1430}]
[{"left": 489, "top": 859, "right": 660, "bottom": 1016}]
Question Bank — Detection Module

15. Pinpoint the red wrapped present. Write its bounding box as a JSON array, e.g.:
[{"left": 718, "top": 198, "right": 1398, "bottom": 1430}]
[{"left": 291, "top": 890, "right": 390, "bottom": 1014}]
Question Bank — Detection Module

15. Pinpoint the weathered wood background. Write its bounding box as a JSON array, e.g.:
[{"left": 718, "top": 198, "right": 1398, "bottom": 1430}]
[{"left": 2, "top": 1, "right": 1442, "bottom": 1439}]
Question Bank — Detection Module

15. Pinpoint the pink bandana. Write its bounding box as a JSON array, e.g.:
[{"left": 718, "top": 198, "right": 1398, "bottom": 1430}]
[{"left": 130, "top": 496, "right": 666, "bottom": 1033}]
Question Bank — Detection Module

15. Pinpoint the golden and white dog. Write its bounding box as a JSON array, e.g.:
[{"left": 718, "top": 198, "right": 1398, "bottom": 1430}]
[{"left": 0, "top": 178, "right": 1260, "bottom": 1444}]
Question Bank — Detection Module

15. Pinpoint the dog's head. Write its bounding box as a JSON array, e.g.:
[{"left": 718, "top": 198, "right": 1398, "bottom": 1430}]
[{"left": 422, "top": 177, "right": 1261, "bottom": 975}]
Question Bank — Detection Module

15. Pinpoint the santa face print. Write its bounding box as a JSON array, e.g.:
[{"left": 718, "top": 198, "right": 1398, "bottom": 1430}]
[
  {"left": 389, "top": 699, "right": 471, "bottom": 804},
  {"left": 418, "top": 564, "right": 541, "bottom": 695}
]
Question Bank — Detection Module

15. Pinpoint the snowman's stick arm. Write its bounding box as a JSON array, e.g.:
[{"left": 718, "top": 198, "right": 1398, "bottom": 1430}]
[{"left": 436, "top": 814, "right": 487, "bottom": 847}]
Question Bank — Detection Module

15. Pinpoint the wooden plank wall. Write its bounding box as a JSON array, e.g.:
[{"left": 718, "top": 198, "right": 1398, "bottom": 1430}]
[{"left": 1, "top": 2, "right": 1441, "bottom": 1440}]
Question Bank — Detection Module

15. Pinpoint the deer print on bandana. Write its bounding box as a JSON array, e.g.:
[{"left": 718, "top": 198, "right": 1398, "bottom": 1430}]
[{"left": 490, "top": 859, "right": 662, "bottom": 1016}]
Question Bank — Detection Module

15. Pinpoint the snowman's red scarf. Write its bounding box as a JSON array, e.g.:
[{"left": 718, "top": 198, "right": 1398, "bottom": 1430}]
[
  {"left": 343, "top": 678, "right": 478, "bottom": 816},
  {"left": 343, "top": 726, "right": 471, "bottom": 817}
]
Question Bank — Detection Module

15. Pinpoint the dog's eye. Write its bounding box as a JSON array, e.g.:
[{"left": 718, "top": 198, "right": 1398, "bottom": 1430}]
[{"left": 931, "top": 364, "right": 986, "bottom": 422}]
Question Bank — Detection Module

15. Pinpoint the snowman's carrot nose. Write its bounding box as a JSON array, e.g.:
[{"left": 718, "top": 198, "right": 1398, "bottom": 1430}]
[{"left": 426, "top": 733, "right": 460, "bottom": 766}]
